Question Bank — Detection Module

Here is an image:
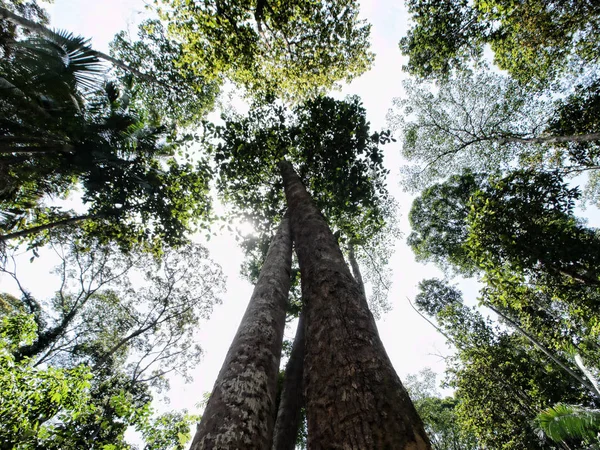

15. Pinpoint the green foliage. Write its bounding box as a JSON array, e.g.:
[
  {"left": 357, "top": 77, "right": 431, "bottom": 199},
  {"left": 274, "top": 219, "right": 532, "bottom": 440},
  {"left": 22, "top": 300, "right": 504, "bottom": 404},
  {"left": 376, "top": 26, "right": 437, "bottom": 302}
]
[
  {"left": 537, "top": 404, "right": 600, "bottom": 446},
  {"left": 110, "top": 19, "right": 221, "bottom": 127},
  {"left": 414, "top": 278, "right": 462, "bottom": 317},
  {"left": 404, "top": 368, "right": 478, "bottom": 450},
  {"left": 409, "top": 169, "right": 600, "bottom": 287},
  {"left": 213, "top": 96, "right": 391, "bottom": 243},
  {"left": 408, "top": 171, "right": 482, "bottom": 274},
  {"left": 467, "top": 170, "right": 600, "bottom": 286},
  {"left": 159, "top": 0, "right": 374, "bottom": 101},
  {"left": 548, "top": 79, "right": 600, "bottom": 166},
  {"left": 0, "top": 233, "right": 221, "bottom": 448},
  {"left": 388, "top": 70, "right": 553, "bottom": 192},
  {"left": 414, "top": 282, "right": 594, "bottom": 449},
  {"left": 0, "top": 27, "right": 213, "bottom": 253},
  {"left": 399, "top": 0, "right": 487, "bottom": 80},
  {"left": 0, "top": 313, "right": 94, "bottom": 449},
  {"left": 140, "top": 411, "right": 201, "bottom": 450},
  {"left": 400, "top": 0, "right": 600, "bottom": 85},
  {"left": 410, "top": 169, "right": 600, "bottom": 381},
  {"left": 211, "top": 95, "right": 397, "bottom": 315}
]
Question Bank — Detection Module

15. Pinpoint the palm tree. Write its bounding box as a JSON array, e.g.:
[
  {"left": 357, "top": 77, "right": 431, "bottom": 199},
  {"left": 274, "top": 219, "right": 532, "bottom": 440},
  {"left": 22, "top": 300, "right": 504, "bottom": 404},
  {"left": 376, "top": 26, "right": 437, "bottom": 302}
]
[
  {"left": 537, "top": 404, "right": 600, "bottom": 447},
  {"left": 0, "top": 25, "right": 211, "bottom": 253}
]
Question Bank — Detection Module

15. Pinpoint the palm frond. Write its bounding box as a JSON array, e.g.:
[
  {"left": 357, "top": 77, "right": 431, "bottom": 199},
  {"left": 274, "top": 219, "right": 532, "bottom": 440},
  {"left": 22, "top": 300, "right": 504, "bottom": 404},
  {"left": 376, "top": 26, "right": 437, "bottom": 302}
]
[
  {"left": 5, "top": 29, "right": 105, "bottom": 101},
  {"left": 49, "top": 29, "right": 105, "bottom": 92},
  {"left": 537, "top": 403, "right": 600, "bottom": 443}
]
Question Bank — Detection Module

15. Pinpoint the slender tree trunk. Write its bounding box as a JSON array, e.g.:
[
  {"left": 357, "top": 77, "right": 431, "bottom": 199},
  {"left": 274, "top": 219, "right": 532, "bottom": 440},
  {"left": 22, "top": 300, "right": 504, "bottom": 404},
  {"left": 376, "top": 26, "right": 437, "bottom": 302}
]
[
  {"left": 497, "top": 132, "right": 600, "bottom": 145},
  {"left": 190, "top": 216, "right": 293, "bottom": 450},
  {"left": 0, "top": 7, "right": 157, "bottom": 85},
  {"left": 348, "top": 241, "right": 366, "bottom": 298},
  {"left": 272, "top": 311, "right": 305, "bottom": 450},
  {"left": 486, "top": 303, "right": 598, "bottom": 396},
  {"left": 0, "top": 144, "right": 74, "bottom": 155},
  {"left": 279, "top": 160, "right": 430, "bottom": 449},
  {"left": 0, "top": 214, "right": 93, "bottom": 242}
]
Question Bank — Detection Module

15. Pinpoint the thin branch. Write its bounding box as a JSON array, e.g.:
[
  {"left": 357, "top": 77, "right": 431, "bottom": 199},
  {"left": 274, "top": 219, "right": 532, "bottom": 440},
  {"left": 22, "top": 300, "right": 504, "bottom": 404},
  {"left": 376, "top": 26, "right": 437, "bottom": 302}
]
[{"left": 0, "top": 6, "right": 160, "bottom": 85}]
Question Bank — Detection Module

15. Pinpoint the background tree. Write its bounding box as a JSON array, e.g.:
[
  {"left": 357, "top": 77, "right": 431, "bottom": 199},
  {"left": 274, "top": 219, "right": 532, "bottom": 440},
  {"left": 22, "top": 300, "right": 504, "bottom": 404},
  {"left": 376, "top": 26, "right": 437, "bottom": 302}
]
[
  {"left": 387, "top": 70, "right": 600, "bottom": 193},
  {"left": 110, "top": 19, "right": 222, "bottom": 127},
  {"left": 0, "top": 313, "right": 92, "bottom": 450},
  {"left": 0, "top": 23, "right": 214, "bottom": 253},
  {"left": 409, "top": 170, "right": 600, "bottom": 367},
  {"left": 414, "top": 280, "right": 596, "bottom": 449},
  {"left": 0, "top": 230, "right": 223, "bottom": 448},
  {"left": 403, "top": 368, "right": 478, "bottom": 450},
  {"left": 399, "top": 0, "right": 600, "bottom": 86}
]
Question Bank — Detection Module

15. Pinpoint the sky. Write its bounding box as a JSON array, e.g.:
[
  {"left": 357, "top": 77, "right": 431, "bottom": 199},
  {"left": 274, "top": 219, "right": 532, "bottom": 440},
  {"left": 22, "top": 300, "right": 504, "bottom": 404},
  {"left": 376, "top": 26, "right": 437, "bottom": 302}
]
[{"left": 6, "top": 0, "right": 463, "bottom": 423}]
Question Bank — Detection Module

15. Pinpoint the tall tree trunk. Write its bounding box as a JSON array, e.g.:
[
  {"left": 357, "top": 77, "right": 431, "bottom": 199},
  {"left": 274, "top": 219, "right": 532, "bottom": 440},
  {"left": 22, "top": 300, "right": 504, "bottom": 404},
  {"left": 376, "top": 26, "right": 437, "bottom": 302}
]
[
  {"left": 272, "top": 311, "right": 305, "bottom": 450},
  {"left": 279, "top": 160, "right": 430, "bottom": 449},
  {"left": 190, "top": 216, "right": 293, "bottom": 450},
  {"left": 0, "top": 214, "right": 94, "bottom": 242}
]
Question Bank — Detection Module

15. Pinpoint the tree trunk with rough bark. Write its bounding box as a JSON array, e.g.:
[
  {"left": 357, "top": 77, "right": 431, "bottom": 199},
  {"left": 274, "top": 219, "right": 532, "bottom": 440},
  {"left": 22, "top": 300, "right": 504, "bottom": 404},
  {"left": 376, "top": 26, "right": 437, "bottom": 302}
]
[
  {"left": 272, "top": 311, "right": 305, "bottom": 450},
  {"left": 190, "top": 216, "right": 293, "bottom": 450},
  {"left": 279, "top": 160, "right": 431, "bottom": 449}
]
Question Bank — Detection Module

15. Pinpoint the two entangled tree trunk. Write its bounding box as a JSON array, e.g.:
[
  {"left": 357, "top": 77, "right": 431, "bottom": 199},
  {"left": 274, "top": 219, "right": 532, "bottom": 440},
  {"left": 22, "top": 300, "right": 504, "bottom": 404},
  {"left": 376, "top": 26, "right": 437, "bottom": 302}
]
[{"left": 190, "top": 162, "right": 430, "bottom": 449}]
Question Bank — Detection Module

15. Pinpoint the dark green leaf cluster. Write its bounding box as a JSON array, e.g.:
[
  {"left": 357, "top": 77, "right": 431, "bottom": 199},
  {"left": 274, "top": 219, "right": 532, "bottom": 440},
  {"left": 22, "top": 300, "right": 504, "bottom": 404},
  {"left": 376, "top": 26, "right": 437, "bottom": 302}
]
[
  {"left": 213, "top": 96, "right": 391, "bottom": 245},
  {"left": 414, "top": 280, "right": 595, "bottom": 449},
  {"left": 110, "top": 19, "right": 221, "bottom": 127},
  {"left": 466, "top": 170, "right": 600, "bottom": 285},
  {"left": 537, "top": 403, "right": 600, "bottom": 447},
  {"left": 399, "top": 0, "right": 486, "bottom": 80},
  {"left": 408, "top": 171, "right": 483, "bottom": 274},
  {"left": 547, "top": 78, "right": 600, "bottom": 167}
]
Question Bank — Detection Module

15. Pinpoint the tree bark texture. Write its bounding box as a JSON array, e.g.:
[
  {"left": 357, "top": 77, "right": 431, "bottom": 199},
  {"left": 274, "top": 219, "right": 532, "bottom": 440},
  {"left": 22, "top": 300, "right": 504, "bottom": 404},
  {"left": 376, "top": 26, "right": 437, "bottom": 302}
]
[
  {"left": 272, "top": 311, "right": 306, "bottom": 450},
  {"left": 190, "top": 216, "right": 293, "bottom": 450},
  {"left": 279, "top": 160, "right": 431, "bottom": 450}
]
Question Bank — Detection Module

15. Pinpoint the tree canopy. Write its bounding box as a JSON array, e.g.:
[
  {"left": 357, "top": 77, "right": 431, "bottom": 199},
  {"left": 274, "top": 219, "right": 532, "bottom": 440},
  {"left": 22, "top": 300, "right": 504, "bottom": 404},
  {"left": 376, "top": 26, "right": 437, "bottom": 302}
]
[
  {"left": 400, "top": 0, "right": 600, "bottom": 85},
  {"left": 159, "top": 0, "right": 374, "bottom": 101}
]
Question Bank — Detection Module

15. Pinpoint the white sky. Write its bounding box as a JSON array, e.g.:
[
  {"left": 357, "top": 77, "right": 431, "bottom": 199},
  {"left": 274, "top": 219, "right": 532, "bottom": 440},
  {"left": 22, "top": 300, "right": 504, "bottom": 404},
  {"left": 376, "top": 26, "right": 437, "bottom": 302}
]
[{"left": 4, "top": 0, "right": 484, "bottom": 426}]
